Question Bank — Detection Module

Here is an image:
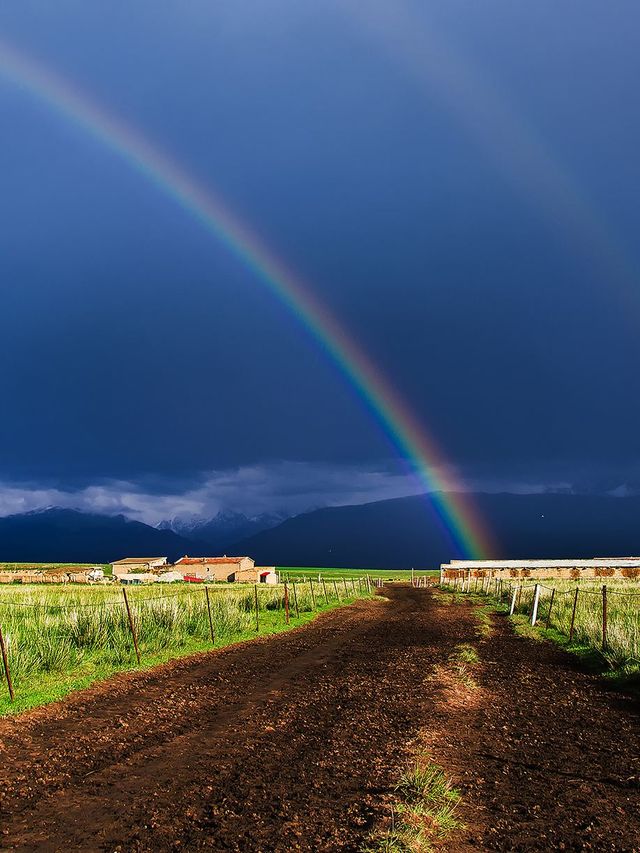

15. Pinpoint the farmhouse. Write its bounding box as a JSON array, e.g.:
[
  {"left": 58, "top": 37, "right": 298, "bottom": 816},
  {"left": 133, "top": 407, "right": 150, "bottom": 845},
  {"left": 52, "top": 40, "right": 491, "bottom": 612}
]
[
  {"left": 111, "top": 557, "right": 168, "bottom": 577},
  {"left": 174, "top": 555, "right": 256, "bottom": 582},
  {"left": 440, "top": 557, "right": 640, "bottom": 583}
]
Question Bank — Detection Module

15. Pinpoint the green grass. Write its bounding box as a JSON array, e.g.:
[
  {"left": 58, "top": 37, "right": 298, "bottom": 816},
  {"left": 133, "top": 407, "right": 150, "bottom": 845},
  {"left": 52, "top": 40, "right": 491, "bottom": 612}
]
[
  {"left": 451, "top": 643, "right": 479, "bottom": 664},
  {"left": 0, "top": 581, "right": 371, "bottom": 716},
  {"left": 278, "top": 567, "right": 438, "bottom": 581},
  {"left": 364, "top": 759, "right": 463, "bottom": 852},
  {"left": 441, "top": 578, "right": 640, "bottom": 683}
]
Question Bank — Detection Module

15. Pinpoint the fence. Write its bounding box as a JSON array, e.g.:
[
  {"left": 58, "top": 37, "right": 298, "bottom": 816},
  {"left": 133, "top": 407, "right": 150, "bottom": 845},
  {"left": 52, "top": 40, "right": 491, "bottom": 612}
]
[
  {"left": 0, "top": 577, "right": 375, "bottom": 704},
  {"left": 440, "top": 574, "right": 640, "bottom": 672}
]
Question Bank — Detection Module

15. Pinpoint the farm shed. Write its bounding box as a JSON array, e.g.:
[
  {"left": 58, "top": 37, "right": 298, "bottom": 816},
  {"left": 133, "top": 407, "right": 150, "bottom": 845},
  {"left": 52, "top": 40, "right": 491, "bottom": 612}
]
[
  {"left": 441, "top": 557, "right": 640, "bottom": 582},
  {"left": 255, "top": 567, "right": 278, "bottom": 584},
  {"left": 111, "top": 557, "right": 168, "bottom": 577},
  {"left": 120, "top": 573, "right": 158, "bottom": 585},
  {"left": 174, "top": 556, "right": 256, "bottom": 582}
]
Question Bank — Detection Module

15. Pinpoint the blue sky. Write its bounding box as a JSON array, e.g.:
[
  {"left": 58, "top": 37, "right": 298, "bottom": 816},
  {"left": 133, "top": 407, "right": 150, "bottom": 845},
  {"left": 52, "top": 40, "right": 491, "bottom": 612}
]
[{"left": 1, "top": 1, "right": 639, "bottom": 519}]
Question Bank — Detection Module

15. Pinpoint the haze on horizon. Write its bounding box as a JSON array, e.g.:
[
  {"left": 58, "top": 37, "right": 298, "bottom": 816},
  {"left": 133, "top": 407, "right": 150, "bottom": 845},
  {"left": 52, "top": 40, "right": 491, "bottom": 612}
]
[{"left": 1, "top": 1, "right": 639, "bottom": 526}]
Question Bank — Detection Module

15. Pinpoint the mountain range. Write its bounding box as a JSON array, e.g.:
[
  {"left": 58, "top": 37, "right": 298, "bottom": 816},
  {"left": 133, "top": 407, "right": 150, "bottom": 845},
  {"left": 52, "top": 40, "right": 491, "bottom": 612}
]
[
  {"left": 2, "top": 492, "right": 640, "bottom": 567},
  {"left": 0, "top": 508, "right": 208, "bottom": 564},
  {"left": 157, "top": 510, "right": 286, "bottom": 552},
  {"left": 232, "top": 491, "right": 640, "bottom": 567}
]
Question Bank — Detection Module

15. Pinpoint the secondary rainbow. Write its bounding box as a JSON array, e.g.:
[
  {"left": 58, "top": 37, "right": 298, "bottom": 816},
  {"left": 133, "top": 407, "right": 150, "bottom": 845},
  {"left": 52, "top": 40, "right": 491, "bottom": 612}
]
[{"left": 0, "top": 38, "right": 495, "bottom": 558}]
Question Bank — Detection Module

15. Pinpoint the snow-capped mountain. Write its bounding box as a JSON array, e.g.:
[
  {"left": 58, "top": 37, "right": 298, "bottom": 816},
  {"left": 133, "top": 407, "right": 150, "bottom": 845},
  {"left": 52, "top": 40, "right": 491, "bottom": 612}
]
[{"left": 158, "top": 510, "right": 287, "bottom": 552}]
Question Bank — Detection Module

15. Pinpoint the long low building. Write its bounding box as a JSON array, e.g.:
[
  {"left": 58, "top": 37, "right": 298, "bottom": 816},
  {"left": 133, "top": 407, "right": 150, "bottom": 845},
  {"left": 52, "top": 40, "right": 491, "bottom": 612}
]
[{"left": 440, "top": 558, "right": 640, "bottom": 582}]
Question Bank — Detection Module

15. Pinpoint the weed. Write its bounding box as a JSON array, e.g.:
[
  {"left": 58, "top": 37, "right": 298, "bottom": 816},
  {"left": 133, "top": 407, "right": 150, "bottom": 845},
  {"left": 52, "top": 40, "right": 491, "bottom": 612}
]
[
  {"left": 451, "top": 643, "right": 479, "bottom": 664},
  {"left": 365, "top": 759, "right": 463, "bottom": 852}
]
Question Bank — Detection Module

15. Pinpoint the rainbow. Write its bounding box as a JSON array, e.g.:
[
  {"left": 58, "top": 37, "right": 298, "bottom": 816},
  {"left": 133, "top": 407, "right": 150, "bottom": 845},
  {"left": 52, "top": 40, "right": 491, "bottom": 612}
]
[{"left": 0, "top": 38, "right": 494, "bottom": 558}]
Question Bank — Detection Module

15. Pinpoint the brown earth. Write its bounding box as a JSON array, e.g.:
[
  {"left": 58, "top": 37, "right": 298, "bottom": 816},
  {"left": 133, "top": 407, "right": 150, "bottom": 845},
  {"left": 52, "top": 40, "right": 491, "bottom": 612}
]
[{"left": 0, "top": 586, "right": 638, "bottom": 852}]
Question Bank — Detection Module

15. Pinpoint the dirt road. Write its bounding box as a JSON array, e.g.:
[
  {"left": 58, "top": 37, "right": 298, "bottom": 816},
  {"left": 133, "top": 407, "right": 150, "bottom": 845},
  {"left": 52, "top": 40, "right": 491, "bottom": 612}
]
[{"left": 0, "top": 586, "right": 639, "bottom": 851}]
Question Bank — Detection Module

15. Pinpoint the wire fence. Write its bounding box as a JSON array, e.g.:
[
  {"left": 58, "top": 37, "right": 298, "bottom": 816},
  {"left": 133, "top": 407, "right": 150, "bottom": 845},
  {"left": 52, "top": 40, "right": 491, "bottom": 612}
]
[
  {"left": 0, "top": 577, "right": 375, "bottom": 704},
  {"left": 440, "top": 574, "right": 640, "bottom": 672}
]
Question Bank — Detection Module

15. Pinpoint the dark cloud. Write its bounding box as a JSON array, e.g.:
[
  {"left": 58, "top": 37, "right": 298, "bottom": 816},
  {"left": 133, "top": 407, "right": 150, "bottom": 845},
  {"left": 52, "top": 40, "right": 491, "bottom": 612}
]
[{"left": 0, "top": 2, "right": 638, "bottom": 506}]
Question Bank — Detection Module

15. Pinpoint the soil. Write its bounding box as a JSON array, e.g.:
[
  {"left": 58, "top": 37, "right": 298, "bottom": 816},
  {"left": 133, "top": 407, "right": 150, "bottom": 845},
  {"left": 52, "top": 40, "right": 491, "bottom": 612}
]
[{"left": 0, "top": 586, "right": 638, "bottom": 852}]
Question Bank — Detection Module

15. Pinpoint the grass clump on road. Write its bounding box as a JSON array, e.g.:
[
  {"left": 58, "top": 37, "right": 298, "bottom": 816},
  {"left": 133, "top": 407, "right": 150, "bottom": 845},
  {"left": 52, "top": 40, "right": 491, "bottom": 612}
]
[
  {"left": 365, "top": 759, "right": 463, "bottom": 852},
  {"left": 451, "top": 643, "right": 479, "bottom": 664}
]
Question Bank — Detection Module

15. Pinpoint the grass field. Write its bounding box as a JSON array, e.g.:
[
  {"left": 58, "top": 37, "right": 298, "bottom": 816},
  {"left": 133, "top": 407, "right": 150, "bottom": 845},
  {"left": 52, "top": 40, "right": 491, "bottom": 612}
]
[
  {"left": 442, "top": 576, "right": 640, "bottom": 677},
  {"left": 0, "top": 578, "right": 371, "bottom": 715},
  {"left": 278, "top": 566, "right": 439, "bottom": 580}
]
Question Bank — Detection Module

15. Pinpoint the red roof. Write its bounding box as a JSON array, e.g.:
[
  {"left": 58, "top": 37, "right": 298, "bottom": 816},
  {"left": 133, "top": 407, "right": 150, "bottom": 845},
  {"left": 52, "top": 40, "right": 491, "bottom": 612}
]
[{"left": 175, "top": 556, "right": 249, "bottom": 565}]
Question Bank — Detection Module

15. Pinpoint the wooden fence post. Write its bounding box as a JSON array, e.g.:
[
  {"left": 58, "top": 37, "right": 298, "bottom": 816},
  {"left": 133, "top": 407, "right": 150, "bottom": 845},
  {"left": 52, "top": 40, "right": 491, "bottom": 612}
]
[
  {"left": 292, "top": 581, "right": 300, "bottom": 618},
  {"left": 343, "top": 578, "right": 349, "bottom": 596},
  {"left": 0, "top": 620, "right": 15, "bottom": 702},
  {"left": 509, "top": 586, "right": 518, "bottom": 616},
  {"left": 602, "top": 585, "right": 608, "bottom": 651},
  {"left": 205, "top": 586, "right": 215, "bottom": 645},
  {"left": 254, "top": 584, "right": 260, "bottom": 631},
  {"left": 309, "top": 578, "right": 316, "bottom": 610},
  {"left": 569, "top": 587, "right": 579, "bottom": 642},
  {"left": 284, "top": 582, "right": 290, "bottom": 624},
  {"left": 321, "top": 577, "right": 329, "bottom": 604},
  {"left": 333, "top": 579, "right": 340, "bottom": 601},
  {"left": 545, "top": 588, "right": 556, "bottom": 631},
  {"left": 122, "top": 588, "right": 141, "bottom": 665},
  {"left": 530, "top": 584, "right": 541, "bottom": 626}
]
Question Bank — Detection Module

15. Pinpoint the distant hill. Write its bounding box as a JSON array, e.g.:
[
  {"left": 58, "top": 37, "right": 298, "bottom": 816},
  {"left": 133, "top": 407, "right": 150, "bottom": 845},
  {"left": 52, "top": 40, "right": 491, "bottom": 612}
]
[
  {"left": 231, "top": 492, "right": 640, "bottom": 569},
  {"left": 0, "top": 508, "right": 210, "bottom": 564}
]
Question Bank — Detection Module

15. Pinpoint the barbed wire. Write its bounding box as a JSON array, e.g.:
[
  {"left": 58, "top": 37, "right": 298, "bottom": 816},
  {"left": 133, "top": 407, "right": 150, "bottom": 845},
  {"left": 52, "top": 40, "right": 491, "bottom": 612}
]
[{"left": 0, "top": 580, "right": 361, "bottom": 610}]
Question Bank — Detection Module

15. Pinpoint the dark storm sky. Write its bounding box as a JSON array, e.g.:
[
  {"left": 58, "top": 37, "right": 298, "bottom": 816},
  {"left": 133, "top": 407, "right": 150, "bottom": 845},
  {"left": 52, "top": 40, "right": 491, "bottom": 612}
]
[{"left": 1, "top": 1, "right": 639, "bottom": 519}]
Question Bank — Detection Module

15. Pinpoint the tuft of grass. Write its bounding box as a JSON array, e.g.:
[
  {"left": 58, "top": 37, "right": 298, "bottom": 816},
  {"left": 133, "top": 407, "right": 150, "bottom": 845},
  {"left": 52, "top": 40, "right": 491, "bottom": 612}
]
[
  {"left": 451, "top": 643, "right": 479, "bottom": 664},
  {"left": 474, "top": 608, "right": 494, "bottom": 637},
  {"left": 365, "top": 760, "right": 463, "bottom": 852},
  {"left": 445, "top": 644, "right": 480, "bottom": 690}
]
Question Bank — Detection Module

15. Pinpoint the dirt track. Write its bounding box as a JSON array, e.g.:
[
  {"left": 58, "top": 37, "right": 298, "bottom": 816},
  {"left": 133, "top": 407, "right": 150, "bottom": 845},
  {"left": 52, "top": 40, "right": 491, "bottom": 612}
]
[{"left": 0, "top": 586, "right": 639, "bottom": 852}]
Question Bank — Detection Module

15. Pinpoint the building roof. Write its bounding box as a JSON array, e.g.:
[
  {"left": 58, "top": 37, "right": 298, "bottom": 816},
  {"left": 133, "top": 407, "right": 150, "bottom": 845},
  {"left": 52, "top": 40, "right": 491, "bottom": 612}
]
[
  {"left": 111, "top": 557, "right": 167, "bottom": 565},
  {"left": 175, "top": 556, "right": 252, "bottom": 565}
]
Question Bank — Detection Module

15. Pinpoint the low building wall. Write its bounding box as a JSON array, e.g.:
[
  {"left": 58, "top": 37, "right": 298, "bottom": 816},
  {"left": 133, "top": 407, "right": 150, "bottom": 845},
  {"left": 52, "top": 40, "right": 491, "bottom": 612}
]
[{"left": 440, "top": 559, "right": 640, "bottom": 582}]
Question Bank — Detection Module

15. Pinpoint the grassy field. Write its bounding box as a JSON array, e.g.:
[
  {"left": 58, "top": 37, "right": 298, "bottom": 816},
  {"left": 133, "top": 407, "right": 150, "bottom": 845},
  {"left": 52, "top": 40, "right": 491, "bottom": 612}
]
[
  {"left": 0, "top": 578, "right": 371, "bottom": 715},
  {"left": 278, "top": 566, "right": 438, "bottom": 581},
  {"left": 442, "top": 577, "right": 640, "bottom": 676}
]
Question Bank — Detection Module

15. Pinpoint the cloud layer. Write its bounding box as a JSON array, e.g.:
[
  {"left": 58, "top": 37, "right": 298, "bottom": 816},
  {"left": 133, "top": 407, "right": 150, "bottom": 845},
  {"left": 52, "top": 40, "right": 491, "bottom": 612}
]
[
  {"left": 0, "top": 458, "right": 635, "bottom": 527},
  {"left": 0, "top": 462, "right": 428, "bottom": 526}
]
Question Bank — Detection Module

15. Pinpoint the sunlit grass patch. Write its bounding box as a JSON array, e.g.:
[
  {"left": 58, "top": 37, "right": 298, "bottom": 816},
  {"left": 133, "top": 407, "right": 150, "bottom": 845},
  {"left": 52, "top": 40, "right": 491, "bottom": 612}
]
[
  {"left": 364, "top": 759, "right": 463, "bottom": 852},
  {"left": 451, "top": 643, "right": 479, "bottom": 664}
]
